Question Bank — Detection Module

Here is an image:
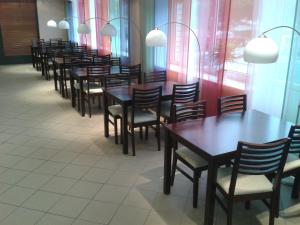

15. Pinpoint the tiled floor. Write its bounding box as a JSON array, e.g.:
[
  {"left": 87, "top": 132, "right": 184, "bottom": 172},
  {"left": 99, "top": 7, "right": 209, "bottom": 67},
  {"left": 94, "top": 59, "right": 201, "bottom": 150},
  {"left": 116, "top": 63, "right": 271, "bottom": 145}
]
[{"left": 0, "top": 64, "right": 299, "bottom": 225}]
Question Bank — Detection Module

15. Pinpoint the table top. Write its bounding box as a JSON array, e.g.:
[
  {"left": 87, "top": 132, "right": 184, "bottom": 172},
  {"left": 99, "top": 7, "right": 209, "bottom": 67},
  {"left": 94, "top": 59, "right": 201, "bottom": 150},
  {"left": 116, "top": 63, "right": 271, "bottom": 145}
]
[
  {"left": 105, "top": 81, "right": 178, "bottom": 104},
  {"left": 165, "top": 110, "right": 292, "bottom": 158}
]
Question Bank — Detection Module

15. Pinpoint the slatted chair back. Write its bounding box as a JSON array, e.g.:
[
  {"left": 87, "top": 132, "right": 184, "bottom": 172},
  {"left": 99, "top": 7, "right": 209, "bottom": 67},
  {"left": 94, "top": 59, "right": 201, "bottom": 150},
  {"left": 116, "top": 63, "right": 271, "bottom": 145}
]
[
  {"left": 288, "top": 125, "right": 300, "bottom": 155},
  {"left": 172, "top": 101, "right": 206, "bottom": 123},
  {"left": 229, "top": 139, "right": 291, "bottom": 196},
  {"left": 172, "top": 82, "right": 199, "bottom": 106},
  {"left": 69, "top": 57, "right": 92, "bottom": 68},
  {"left": 217, "top": 94, "right": 247, "bottom": 116},
  {"left": 87, "top": 65, "right": 111, "bottom": 78},
  {"left": 104, "top": 74, "right": 130, "bottom": 89},
  {"left": 144, "top": 71, "right": 167, "bottom": 83},
  {"left": 110, "top": 57, "right": 121, "bottom": 67},
  {"left": 131, "top": 87, "right": 162, "bottom": 123},
  {"left": 93, "top": 54, "right": 111, "bottom": 65},
  {"left": 120, "top": 64, "right": 142, "bottom": 83}
]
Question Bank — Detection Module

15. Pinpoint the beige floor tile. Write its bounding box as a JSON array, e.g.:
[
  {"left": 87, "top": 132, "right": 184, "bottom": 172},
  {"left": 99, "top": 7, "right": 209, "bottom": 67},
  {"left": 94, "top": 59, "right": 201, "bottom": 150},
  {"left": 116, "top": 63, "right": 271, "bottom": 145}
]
[
  {"left": 108, "top": 171, "right": 139, "bottom": 187},
  {"left": 41, "top": 177, "right": 77, "bottom": 194},
  {"left": 79, "top": 200, "right": 119, "bottom": 224},
  {"left": 0, "top": 154, "right": 24, "bottom": 168},
  {"left": 34, "top": 161, "right": 67, "bottom": 175},
  {"left": 49, "top": 195, "right": 89, "bottom": 218},
  {"left": 110, "top": 205, "right": 150, "bottom": 225},
  {"left": 1, "top": 207, "right": 44, "bottom": 225},
  {"left": 50, "top": 151, "right": 79, "bottom": 163},
  {"left": 71, "top": 153, "right": 101, "bottom": 166},
  {"left": 94, "top": 184, "right": 129, "bottom": 204},
  {"left": 0, "top": 169, "right": 29, "bottom": 185},
  {"left": 13, "top": 158, "right": 45, "bottom": 171},
  {"left": 72, "top": 219, "right": 102, "bottom": 225},
  {"left": 36, "top": 214, "right": 74, "bottom": 225},
  {"left": 17, "top": 173, "right": 52, "bottom": 189},
  {"left": 0, "top": 203, "right": 16, "bottom": 222},
  {"left": 57, "top": 164, "right": 90, "bottom": 179},
  {"left": 0, "top": 186, "right": 35, "bottom": 206},
  {"left": 82, "top": 168, "right": 115, "bottom": 183},
  {"left": 123, "top": 188, "right": 157, "bottom": 210},
  {"left": 67, "top": 180, "right": 102, "bottom": 199},
  {"left": 22, "top": 190, "right": 62, "bottom": 211},
  {"left": 30, "top": 148, "right": 59, "bottom": 160}
]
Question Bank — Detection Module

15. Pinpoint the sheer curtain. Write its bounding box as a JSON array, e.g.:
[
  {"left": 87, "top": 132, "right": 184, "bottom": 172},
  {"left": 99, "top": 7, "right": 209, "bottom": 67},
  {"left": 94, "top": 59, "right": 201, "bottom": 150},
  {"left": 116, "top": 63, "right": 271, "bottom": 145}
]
[{"left": 78, "top": 0, "right": 91, "bottom": 47}]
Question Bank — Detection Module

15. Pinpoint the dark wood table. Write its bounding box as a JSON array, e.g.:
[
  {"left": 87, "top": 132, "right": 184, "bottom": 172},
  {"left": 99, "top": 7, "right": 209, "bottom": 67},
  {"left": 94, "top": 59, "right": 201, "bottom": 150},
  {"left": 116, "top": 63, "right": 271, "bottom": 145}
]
[
  {"left": 164, "top": 110, "right": 292, "bottom": 225},
  {"left": 104, "top": 81, "right": 178, "bottom": 154}
]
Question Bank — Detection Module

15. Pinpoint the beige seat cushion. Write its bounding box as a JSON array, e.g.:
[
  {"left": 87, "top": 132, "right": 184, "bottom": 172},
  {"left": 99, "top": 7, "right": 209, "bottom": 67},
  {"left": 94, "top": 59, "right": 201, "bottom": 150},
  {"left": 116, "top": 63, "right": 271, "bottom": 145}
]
[
  {"left": 284, "top": 153, "right": 300, "bottom": 172},
  {"left": 128, "top": 110, "right": 157, "bottom": 124},
  {"left": 217, "top": 167, "right": 273, "bottom": 195},
  {"left": 108, "top": 105, "right": 122, "bottom": 117},
  {"left": 83, "top": 86, "right": 103, "bottom": 94},
  {"left": 176, "top": 147, "right": 207, "bottom": 168}
]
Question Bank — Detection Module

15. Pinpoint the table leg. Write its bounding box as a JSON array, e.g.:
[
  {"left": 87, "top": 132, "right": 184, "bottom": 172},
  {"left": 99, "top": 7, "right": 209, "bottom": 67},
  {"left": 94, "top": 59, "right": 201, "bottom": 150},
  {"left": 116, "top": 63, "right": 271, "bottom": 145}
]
[
  {"left": 53, "top": 62, "right": 58, "bottom": 91},
  {"left": 70, "top": 75, "right": 75, "bottom": 108},
  {"left": 204, "top": 160, "right": 218, "bottom": 225},
  {"left": 122, "top": 104, "right": 128, "bottom": 154},
  {"left": 80, "top": 79, "right": 85, "bottom": 117},
  {"left": 164, "top": 128, "right": 172, "bottom": 194},
  {"left": 104, "top": 92, "right": 109, "bottom": 137}
]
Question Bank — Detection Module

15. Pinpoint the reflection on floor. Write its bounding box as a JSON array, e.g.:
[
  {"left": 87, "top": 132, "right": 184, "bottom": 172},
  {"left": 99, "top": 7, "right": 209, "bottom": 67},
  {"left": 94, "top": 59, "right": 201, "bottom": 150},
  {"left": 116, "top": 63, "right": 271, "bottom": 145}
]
[{"left": 0, "top": 64, "right": 299, "bottom": 225}]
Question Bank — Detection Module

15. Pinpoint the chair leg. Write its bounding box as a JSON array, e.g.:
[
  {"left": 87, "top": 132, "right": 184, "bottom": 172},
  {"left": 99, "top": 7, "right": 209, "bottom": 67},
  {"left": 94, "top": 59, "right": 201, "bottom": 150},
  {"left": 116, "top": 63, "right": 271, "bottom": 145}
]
[
  {"left": 145, "top": 126, "right": 148, "bottom": 140},
  {"left": 227, "top": 200, "right": 233, "bottom": 225},
  {"left": 114, "top": 117, "right": 118, "bottom": 144},
  {"left": 245, "top": 201, "right": 251, "bottom": 210},
  {"left": 131, "top": 128, "right": 135, "bottom": 156},
  {"left": 120, "top": 118, "right": 123, "bottom": 144},
  {"left": 157, "top": 124, "right": 160, "bottom": 151},
  {"left": 269, "top": 194, "right": 276, "bottom": 225},
  {"left": 139, "top": 127, "right": 143, "bottom": 140},
  {"left": 98, "top": 95, "right": 102, "bottom": 109},
  {"left": 193, "top": 171, "right": 200, "bottom": 208},
  {"left": 87, "top": 95, "right": 92, "bottom": 118},
  {"left": 171, "top": 153, "right": 177, "bottom": 186},
  {"left": 292, "top": 174, "right": 300, "bottom": 199}
]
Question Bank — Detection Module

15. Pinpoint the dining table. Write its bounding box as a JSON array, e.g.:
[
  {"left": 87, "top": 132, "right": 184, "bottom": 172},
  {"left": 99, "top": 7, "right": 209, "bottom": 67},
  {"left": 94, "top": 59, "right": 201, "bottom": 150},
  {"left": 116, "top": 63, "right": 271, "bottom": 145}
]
[
  {"left": 163, "top": 110, "right": 292, "bottom": 225},
  {"left": 104, "top": 81, "right": 178, "bottom": 154}
]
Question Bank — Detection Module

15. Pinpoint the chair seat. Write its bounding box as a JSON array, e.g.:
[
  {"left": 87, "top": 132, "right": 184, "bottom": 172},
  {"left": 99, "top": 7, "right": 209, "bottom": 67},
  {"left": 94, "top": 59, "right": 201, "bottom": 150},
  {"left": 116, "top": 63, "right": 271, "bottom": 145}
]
[
  {"left": 284, "top": 153, "right": 300, "bottom": 172},
  {"left": 83, "top": 86, "right": 103, "bottom": 94},
  {"left": 176, "top": 147, "right": 207, "bottom": 168},
  {"left": 128, "top": 110, "right": 157, "bottom": 124},
  {"left": 217, "top": 167, "right": 273, "bottom": 195},
  {"left": 108, "top": 105, "right": 122, "bottom": 117}
]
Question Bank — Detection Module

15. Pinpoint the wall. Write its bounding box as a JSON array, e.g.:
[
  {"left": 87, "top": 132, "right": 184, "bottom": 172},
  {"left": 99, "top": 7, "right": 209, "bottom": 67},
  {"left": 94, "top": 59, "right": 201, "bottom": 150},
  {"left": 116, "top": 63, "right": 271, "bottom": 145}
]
[{"left": 37, "top": 0, "right": 67, "bottom": 41}]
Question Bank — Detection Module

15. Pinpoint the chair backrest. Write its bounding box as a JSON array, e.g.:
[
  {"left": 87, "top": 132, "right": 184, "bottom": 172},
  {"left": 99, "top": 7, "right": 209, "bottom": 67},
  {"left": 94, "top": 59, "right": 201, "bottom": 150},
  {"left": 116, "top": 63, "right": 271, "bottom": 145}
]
[
  {"left": 120, "top": 64, "right": 142, "bottom": 83},
  {"left": 70, "top": 57, "right": 92, "bottom": 68},
  {"left": 87, "top": 65, "right": 110, "bottom": 77},
  {"left": 144, "top": 71, "right": 167, "bottom": 83},
  {"left": 131, "top": 86, "right": 162, "bottom": 123},
  {"left": 228, "top": 138, "right": 291, "bottom": 196},
  {"left": 104, "top": 74, "right": 130, "bottom": 88},
  {"left": 93, "top": 54, "right": 111, "bottom": 65},
  {"left": 171, "top": 101, "right": 206, "bottom": 122},
  {"left": 217, "top": 94, "right": 247, "bottom": 115},
  {"left": 110, "top": 57, "right": 121, "bottom": 67},
  {"left": 172, "top": 82, "right": 199, "bottom": 106},
  {"left": 288, "top": 125, "right": 300, "bottom": 155}
]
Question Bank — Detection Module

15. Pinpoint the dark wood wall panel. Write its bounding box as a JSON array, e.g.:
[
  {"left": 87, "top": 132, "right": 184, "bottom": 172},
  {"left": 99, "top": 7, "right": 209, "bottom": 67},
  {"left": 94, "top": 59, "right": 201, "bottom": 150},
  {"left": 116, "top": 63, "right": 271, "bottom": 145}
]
[{"left": 0, "top": 0, "right": 38, "bottom": 56}]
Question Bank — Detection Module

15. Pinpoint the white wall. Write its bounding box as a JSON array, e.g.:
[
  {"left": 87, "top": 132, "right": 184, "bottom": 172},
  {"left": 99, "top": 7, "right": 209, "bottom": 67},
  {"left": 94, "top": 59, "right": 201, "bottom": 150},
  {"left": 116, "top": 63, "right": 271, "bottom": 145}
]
[{"left": 37, "top": 0, "right": 67, "bottom": 41}]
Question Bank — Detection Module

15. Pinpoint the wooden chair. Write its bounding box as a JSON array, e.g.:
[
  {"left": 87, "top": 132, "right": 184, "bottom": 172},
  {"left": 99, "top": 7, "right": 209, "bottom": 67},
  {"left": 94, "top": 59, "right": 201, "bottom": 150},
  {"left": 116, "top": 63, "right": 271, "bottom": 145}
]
[
  {"left": 104, "top": 74, "right": 130, "bottom": 144},
  {"left": 120, "top": 64, "right": 142, "bottom": 84},
  {"left": 217, "top": 94, "right": 247, "bottom": 115},
  {"left": 282, "top": 125, "right": 300, "bottom": 198},
  {"left": 83, "top": 65, "right": 110, "bottom": 117},
  {"left": 128, "top": 86, "right": 162, "bottom": 156},
  {"left": 161, "top": 82, "right": 199, "bottom": 123},
  {"left": 144, "top": 70, "right": 167, "bottom": 83},
  {"left": 93, "top": 54, "right": 111, "bottom": 65},
  {"left": 170, "top": 101, "right": 207, "bottom": 208},
  {"left": 215, "top": 138, "right": 291, "bottom": 225}
]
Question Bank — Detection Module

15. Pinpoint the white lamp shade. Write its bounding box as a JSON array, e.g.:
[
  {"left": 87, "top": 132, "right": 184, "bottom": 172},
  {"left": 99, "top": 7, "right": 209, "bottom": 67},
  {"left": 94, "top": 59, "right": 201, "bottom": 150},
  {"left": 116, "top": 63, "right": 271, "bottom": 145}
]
[
  {"left": 58, "top": 20, "right": 70, "bottom": 30},
  {"left": 243, "top": 37, "right": 279, "bottom": 63},
  {"left": 77, "top": 23, "right": 91, "bottom": 34},
  {"left": 101, "top": 23, "right": 117, "bottom": 36},
  {"left": 47, "top": 20, "right": 57, "bottom": 28},
  {"left": 145, "top": 29, "right": 167, "bottom": 47}
]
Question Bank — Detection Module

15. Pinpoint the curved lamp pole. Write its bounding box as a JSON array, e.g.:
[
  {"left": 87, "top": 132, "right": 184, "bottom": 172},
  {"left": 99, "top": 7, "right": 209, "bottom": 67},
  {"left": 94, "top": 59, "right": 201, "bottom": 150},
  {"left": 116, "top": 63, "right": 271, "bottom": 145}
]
[{"left": 145, "top": 21, "right": 201, "bottom": 83}]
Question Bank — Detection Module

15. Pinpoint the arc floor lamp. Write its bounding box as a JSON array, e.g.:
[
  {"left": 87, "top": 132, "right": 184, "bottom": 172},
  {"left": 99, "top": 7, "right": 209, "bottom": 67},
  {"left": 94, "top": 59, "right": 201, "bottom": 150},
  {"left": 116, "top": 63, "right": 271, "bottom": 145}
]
[
  {"left": 243, "top": 25, "right": 300, "bottom": 217},
  {"left": 145, "top": 22, "right": 201, "bottom": 82}
]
